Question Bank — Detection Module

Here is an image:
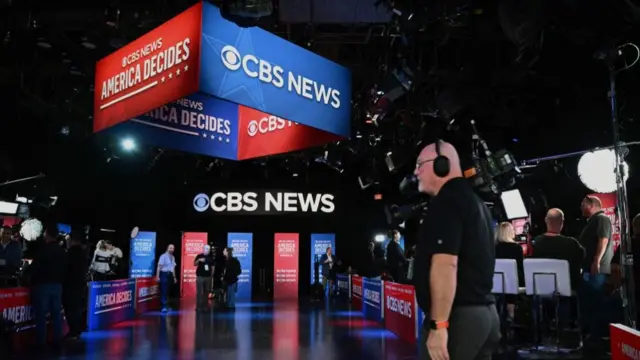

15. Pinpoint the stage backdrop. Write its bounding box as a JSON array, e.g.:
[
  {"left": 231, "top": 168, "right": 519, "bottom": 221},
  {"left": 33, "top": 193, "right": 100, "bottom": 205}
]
[
  {"left": 129, "top": 231, "right": 157, "bottom": 278},
  {"left": 181, "top": 232, "right": 208, "bottom": 298},
  {"left": 93, "top": 2, "right": 350, "bottom": 161},
  {"left": 274, "top": 233, "right": 299, "bottom": 301},
  {"left": 87, "top": 279, "right": 136, "bottom": 331},
  {"left": 310, "top": 233, "right": 335, "bottom": 284},
  {"left": 590, "top": 192, "right": 621, "bottom": 251},
  {"left": 227, "top": 232, "right": 253, "bottom": 302}
]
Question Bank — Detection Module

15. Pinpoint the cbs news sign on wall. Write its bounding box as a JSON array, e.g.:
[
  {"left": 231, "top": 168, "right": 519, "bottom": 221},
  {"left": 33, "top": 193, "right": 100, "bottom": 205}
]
[{"left": 193, "top": 191, "right": 335, "bottom": 215}]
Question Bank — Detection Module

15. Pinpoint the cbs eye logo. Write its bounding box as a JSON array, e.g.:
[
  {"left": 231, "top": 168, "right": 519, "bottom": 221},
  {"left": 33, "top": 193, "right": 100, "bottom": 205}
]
[
  {"left": 193, "top": 193, "right": 210, "bottom": 212},
  {"left": 247, "top": 120, "right": 259, "bottom": 137},
  {"left": 221, "top": 45, "right": 241, "bottom": 71}
]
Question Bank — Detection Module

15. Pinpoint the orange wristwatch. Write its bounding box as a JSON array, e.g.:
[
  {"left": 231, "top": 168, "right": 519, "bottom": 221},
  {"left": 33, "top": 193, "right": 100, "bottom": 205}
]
[{"left": 429, "top": 320, "right": 449, "bottom": 330}]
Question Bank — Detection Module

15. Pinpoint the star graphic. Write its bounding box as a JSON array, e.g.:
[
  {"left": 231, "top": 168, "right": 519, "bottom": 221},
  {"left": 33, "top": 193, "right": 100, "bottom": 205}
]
[
  {"left": 176, "top": 69, "right": 181, "bottom": 76},
  {"left": 184, "top": 65, "right": 189, "bottom": 72},
  {"left": 201, "top": 30, "right": 267, "bottom": 110},
  {"left": 168, "top": 73, "right": 173, "bottom": 79},
  {"left": 210, "top": 134, "right": 215, "bottom": 139},
  {"left": 202, "top": 133, "right": 207, "bottom": 138},
  {"left": 225, "top": 138, "right": 230, "bottom": 143},
  {"left": 218, "top": 136, "right": 223, "bottom": 141},
  {"left": 161, "top": 77, "right": 165, "bottom": 83}
]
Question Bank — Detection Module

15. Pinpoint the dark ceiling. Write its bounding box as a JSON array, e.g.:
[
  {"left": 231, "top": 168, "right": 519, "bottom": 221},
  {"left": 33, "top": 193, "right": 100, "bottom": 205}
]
[{"left": 0, "top": 0, "right": 640, "bottom": 225}]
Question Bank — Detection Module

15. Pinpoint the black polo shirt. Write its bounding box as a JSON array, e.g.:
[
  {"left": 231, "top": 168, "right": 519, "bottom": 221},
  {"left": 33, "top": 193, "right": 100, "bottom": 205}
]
[
  {"left": 578, "top": 210, "right": 614, "bottom": 274},
  {"left": 194, "top": 254, "right": 215, "bottom": 277},
  {"left": 414, "top": 178, "right": 495, "bottom": 318}
]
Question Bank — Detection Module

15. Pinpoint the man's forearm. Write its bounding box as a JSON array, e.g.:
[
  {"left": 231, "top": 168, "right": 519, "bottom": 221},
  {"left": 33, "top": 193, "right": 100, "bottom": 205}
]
[
  {"left": 429, "top": 263, "right": 457, "bottom": 321},
  {"left": 594, "top": 238, "right": 609, "bottom": 262}
]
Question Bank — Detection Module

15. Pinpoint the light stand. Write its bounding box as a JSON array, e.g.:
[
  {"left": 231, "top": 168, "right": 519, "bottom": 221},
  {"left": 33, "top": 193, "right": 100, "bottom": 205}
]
[{"left": 608, "top": 52, "right": 636, "bottom": 328}]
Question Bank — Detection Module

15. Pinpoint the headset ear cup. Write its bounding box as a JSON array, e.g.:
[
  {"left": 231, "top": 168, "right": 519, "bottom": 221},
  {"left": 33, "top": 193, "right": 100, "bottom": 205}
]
[{"left": 433, "top": 156, "right": 450, "bottom": 178}]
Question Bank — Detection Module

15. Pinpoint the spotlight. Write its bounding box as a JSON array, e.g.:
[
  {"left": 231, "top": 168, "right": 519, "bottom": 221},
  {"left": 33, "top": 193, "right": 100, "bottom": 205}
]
[
  {"left": 121, "top": 138, "right": 136, "bottom": 151},
  {"left": 577, "top": 149, "right": 629, "bottom": 193},
  {"left": 374, "top": 234, "right": 386, "bottom": 242}
]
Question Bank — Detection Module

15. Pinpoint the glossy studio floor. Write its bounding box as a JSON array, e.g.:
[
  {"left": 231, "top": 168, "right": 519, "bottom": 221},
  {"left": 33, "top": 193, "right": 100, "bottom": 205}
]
[{"left": 25, "top": 299, "right": 418, "bottom": 360}]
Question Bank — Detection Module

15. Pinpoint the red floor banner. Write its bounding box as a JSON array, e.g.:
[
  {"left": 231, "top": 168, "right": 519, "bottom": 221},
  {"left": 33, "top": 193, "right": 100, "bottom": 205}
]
[
  {"left": 351, "top": 275, "right": 363, "bottom": 311},
  {"left": 136, "top": 276, "right": 161, "bottom": 314},
  {"left": 610, "top": 323, "right": 640, "bottom": 359},
  {"left": 181, "top": 232, "right": 208, "bottom": 298},
  {"left": 273, "top": 233, "right": 299, "bottom": 301},
  {"left": 384, "top": 282, "right": 419, "bottom": 343}
]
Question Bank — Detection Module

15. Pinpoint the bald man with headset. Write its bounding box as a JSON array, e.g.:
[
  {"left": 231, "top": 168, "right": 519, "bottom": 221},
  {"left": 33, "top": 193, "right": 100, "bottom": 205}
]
[{"left": 413, "top": 141, "right": 500, "bottom": 360}]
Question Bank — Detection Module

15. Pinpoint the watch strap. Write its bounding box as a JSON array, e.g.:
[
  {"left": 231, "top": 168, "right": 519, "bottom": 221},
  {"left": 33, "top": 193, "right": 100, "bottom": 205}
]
[{"left": 430, "top": 320, "right": 449, "bottom": 330}]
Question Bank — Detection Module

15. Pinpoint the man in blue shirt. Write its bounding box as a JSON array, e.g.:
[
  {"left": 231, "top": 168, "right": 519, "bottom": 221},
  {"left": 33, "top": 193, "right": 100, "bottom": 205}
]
[{"left": 156, "top": 244, "right": 177, "bottom": 311}]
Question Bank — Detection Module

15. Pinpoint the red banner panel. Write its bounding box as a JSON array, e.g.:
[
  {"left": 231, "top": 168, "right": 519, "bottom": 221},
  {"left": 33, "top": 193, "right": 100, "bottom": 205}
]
[
  {"left": 0, "top": 287, "right": 67, "bottom": 349},
  {"left": 589, "top": 192, "right": 621, "bottom": 251},
  {"left": 383, "top": 282, "right": 418, "bottom": 344},
  {"left": 610, "top": 323, "right": 640, "bottom": 360},
  {"left": 351, "top": 275, "right": 363, "bottom": 311},
  {"left": 93, "top": 2, "right": 202, "bottom": 133},
  {"left": 135, "top": 277, "right": 161, "bottom": 314},
  {"left": 181, "top": 232, "right": 208, "bottom": 298},
  {"left": 236, "top": 107, "right": 342, "bottom": 160},
  {"left": 273, "top": 233, "right": 299, "bottom": 301}
]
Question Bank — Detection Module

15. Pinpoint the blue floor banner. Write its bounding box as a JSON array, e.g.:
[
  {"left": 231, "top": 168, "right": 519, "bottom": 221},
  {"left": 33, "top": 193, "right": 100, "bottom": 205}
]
[
  {"left": 310, "top": 233, "right": 335, "bottom": 284},
  {"left": 336, "top": 274, "right": 350, "bottom": 298},
  {"left": 87, "top": 279, "right": 136, "bottom": 331},
  {"left": 227, "top": 233, "right": 253, "bottom": 302},
  {"left": 129, "top": 231, "right": 157, "bottom": 278},
  {"left": 362, "top": 278, "right": 383, "bottom": 323}
]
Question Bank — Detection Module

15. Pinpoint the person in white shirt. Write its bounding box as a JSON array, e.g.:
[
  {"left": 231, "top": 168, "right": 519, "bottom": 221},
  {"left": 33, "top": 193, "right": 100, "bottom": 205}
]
[
  {"left": 90, "top": 240, "right": 113, "bottom": 281},
  {"left": 156, "top": 244, "right": 177, "bottom": 311}
]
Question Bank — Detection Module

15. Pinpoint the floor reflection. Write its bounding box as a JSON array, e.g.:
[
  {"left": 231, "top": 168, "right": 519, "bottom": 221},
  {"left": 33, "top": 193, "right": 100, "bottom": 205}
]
[{"left": 24, "top": 299, "right": 419, "bottom": 360}]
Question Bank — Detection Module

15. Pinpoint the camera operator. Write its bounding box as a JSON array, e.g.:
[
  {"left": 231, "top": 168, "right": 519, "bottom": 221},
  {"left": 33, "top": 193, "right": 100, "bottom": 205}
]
[
  {"left": 63, "top": 232, "right": 88, "bottom": 340},
  {"left": 413, "top": 141, "right": 500, "bottom": 360},
  {"left": 31, "top": 224, "right": 66, "bottom": 350}
]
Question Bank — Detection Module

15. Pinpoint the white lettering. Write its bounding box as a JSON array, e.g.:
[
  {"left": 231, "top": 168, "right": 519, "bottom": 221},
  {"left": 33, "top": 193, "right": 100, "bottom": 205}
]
[
  {"left": 386, "top": 296, "right": 412, "bottom": 318},
  {"left": 95, "top": 290, "right": 133, "bottom": 308},
  {"left": 364, "top": 289, "right": 381, "bottom": 304},
  {"left": 100, "top": 37, "right": 190, "bottom": 102},
  {"left": 220, "top": 45, "right": 339, "bottom": 109},
  {"left": 197, "top": 192, "right": 334, "bottom": 213}
]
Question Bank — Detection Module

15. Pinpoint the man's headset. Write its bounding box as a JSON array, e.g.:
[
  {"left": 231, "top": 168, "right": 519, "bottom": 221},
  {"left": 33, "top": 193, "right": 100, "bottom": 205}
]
[{"left": 433, "top": 140, "right": 451, "bottom": 178}]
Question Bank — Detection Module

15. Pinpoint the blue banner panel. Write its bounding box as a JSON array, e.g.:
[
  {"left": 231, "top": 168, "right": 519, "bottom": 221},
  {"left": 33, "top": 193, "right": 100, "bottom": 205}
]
[
  {"left": 129, "top": 231, "right": 157, "bottom": 278},
  {"left": 227, "top": 233, "right": 253, "bottom": 302},
  {"left": 336, "top": 274, "right": 350, "bottom": 299},
  {"left": 112, "top": 92, "right": 239, "bottom": 160},
  {"left": 87, "top": 279, "right": 136, "bottom": 331},
  {"left": 310, "top": 233, "right": 336, "bottom": 284},
  {"left": 362, "top": 278, "right": 383, "bottom": 323},
  {"left": 199, "top": 3, "right": 352, "bottom": 138}
]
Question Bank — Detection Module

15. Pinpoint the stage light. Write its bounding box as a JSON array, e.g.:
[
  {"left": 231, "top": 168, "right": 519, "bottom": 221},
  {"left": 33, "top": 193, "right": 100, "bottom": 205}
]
[
  {"left": 121, "top": 138, "right": 136, "bottom": 151},
  {"left": 374, "top": 234, "right": 385, "bottom": 242},
  {"left": 577, "top": 149, "right": 629, "bottom": 193}
]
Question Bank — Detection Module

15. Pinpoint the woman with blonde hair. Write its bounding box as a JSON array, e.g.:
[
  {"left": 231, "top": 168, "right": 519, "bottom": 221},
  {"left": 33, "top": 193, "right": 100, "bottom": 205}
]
[{"left": 494, "top": 222, "right": 524, "bottom": 321}]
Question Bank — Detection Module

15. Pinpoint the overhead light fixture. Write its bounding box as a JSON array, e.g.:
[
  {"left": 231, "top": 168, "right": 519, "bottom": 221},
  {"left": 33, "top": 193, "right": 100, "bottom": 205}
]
[
  {"left": 81, "top": 41, "right": 96, "bottom": 50},
  {"left": 36, "top": 39, "right": 51, "bottom": 48},
  {"left": 577, "top": 149, "right": 630, "bottom": 193},
  {"left": 121, "top": 138, "right": 136, "bottom": 151}
]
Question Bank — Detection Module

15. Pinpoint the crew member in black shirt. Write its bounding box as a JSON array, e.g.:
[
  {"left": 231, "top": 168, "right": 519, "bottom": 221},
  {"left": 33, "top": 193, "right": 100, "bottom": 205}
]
[
  {"left": 577, "top": 195, "right": 613, "bottom": 340},
  {"left": 532, "top": 208, "right": 585, "bottom": 289},
  {"left": 31, "top": 224, "right": 67, "bottom": 350},
  {"left": 194, "top": 244, "right": 214, "bottom": 312},
  {"left": 63, "top": 231, "right": 89, "bottom": 340},
  {"left": 413, "top": 141, "right": 500, "bottom": 360}
]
